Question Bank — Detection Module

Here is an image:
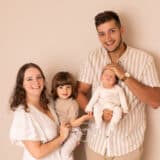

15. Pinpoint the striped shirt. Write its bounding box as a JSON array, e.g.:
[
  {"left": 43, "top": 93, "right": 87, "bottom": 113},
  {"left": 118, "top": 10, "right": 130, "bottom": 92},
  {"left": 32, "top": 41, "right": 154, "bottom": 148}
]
[{"left": 78, "top": 46, "right": 160, "bottom": 156}]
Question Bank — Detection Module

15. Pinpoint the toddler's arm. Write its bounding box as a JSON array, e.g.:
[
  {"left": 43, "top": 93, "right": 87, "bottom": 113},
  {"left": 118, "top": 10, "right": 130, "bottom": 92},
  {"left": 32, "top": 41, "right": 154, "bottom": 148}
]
[{"left": 70, "top": 114, "right": 93, "bottom": 128}]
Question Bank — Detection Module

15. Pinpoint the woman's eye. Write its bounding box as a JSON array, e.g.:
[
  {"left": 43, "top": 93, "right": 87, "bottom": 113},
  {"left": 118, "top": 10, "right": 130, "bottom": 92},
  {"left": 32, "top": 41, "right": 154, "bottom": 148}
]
[
  {"left": 37, "top": 76, "right": 43, "bottom": 80},
  {"left": 27, "top": 78, "right": 33, "bottom": 81},
  {"left": 98, "top": 33, "right": 105, "bottom": 37}
]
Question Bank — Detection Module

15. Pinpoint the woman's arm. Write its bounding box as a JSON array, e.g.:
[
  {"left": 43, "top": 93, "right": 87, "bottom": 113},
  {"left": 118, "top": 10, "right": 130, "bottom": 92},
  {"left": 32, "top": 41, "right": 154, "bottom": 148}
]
[{"left": 23, "top": 123, "right": 70, "bottom": 159}]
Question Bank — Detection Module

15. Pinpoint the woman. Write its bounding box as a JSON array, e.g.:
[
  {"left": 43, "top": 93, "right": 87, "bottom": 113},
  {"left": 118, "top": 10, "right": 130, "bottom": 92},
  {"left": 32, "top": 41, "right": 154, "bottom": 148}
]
[{"left": 9, "top": 63, "right": 70, "bottom": 160}]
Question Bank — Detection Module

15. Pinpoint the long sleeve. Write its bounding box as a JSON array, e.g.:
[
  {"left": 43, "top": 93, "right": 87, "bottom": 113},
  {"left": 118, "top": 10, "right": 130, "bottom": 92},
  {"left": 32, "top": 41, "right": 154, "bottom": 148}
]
[
  {"left": 116, "top": 85, "right": 128, "bottom": 113},
  {"left": 85, "top": 87, "right": 100, "bottom": 112},
  {"left": 67, "top": 100, "right": 79, "bottom": 121}
]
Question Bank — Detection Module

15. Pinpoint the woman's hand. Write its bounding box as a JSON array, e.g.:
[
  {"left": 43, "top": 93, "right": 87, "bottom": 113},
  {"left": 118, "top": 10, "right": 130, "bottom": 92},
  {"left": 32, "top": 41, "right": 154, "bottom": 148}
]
[{"left": 59, "top": 123, "right": 70, "bottom": 141}]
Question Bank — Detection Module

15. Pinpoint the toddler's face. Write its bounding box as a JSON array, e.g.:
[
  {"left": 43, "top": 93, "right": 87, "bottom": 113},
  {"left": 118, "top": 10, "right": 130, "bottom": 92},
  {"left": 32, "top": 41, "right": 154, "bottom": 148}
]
[
  {"left": 101, "top": 69, "right": 116, "bottom": 88},
  {"left": 57, "top": 84, "right": 72, "bottom": 99}
]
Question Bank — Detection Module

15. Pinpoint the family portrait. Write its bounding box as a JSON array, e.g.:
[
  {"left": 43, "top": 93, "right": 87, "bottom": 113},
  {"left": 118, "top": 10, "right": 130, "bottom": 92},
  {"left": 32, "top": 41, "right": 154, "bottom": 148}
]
[{"left": 0, "top": 1, "right": 160, "bottom": 160}]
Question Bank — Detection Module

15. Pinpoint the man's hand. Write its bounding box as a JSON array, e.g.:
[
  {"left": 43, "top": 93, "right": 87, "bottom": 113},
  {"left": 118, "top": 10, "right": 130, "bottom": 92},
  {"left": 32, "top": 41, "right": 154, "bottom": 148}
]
[
  {"left": 105, "top": 63, "right": 125, "bottom": 80},
  {"left": 102, "top": 109, "right": 113, "bottom": 122}
]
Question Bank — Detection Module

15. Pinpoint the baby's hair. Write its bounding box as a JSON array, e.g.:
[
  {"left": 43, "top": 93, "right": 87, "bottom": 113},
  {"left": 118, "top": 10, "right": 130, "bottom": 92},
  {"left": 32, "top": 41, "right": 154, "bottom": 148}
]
[{"left": 51, "top": 72, "right": 77, "bottom": 100}]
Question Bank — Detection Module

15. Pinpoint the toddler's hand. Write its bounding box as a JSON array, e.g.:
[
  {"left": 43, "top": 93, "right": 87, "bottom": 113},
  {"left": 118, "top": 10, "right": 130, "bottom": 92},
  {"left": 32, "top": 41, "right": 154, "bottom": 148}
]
[
  {"left": 87, "top": 111, "right": 93, "bottom": 116},
  {"left": 83, "top": 113, "right": 93, "bottom": 121}
]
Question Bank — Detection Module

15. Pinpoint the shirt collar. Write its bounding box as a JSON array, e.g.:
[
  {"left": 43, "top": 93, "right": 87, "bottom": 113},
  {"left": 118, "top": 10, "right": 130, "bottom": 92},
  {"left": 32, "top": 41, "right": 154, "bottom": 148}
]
[{"left": 101, "top": 44, "right": 129, "bottom": 64}]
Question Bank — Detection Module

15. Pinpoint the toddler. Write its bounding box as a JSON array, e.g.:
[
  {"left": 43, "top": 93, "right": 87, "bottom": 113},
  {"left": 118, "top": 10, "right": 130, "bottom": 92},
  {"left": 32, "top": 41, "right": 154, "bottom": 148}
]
[{"left": 51, "top": 71, "right": 92, "bottom": 160}]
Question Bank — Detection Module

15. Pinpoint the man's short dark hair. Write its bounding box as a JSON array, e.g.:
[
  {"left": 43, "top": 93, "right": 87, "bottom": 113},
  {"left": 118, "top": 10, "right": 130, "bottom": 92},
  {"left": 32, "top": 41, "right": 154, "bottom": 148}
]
[{"left": 95, "top": 11, "right": 121, "bottom": 28}]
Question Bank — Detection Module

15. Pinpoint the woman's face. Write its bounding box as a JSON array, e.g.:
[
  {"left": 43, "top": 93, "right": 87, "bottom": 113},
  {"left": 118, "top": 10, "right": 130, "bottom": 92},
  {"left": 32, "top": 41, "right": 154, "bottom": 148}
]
[{"left": 23, "top": 67, "right": 44, "bottom": 98}]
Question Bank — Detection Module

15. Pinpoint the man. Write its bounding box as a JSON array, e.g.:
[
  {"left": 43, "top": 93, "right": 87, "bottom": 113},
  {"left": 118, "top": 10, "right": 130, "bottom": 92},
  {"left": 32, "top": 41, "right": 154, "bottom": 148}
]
[{"left": 77, "top": 11, "right": 160, "bottom": 160}]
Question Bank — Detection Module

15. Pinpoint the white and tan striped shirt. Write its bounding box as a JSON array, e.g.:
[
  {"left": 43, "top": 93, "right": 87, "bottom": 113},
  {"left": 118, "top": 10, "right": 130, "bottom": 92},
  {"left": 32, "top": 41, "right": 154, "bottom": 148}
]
[{"left": 78, "top": 46, "right": 160, "bottom": 156}]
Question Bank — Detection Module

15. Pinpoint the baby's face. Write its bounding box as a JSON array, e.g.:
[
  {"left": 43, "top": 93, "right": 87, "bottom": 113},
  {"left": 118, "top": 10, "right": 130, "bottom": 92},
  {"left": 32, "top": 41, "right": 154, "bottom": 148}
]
[{"left": 101, "top": 69, "right": 116, "bottom": 88}]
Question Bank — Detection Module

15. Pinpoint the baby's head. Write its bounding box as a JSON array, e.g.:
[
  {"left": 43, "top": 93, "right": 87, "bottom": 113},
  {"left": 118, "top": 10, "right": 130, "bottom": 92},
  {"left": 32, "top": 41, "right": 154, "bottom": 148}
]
[
  {"left": 101, "top": 68, "right": 118, "bottom": 88},
  {"left": 51, "top": 72, "right": 77, "bottom": 100}
]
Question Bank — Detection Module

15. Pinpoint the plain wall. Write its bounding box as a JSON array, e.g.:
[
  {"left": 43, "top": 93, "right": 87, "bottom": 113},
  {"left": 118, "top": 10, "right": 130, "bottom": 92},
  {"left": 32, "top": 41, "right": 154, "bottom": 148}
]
[{"left": 0, "top": 0, "right": 160, "bottom": 159}]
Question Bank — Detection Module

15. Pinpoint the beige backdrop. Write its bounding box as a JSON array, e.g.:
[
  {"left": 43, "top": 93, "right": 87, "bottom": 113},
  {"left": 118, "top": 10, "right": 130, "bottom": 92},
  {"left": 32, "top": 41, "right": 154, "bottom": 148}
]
[{"left": 0, "top": 0, "right": 160, "bottom": 160}]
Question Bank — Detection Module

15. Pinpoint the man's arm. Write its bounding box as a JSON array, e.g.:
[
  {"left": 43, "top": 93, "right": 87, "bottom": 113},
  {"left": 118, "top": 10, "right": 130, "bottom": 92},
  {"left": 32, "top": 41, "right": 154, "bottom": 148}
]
[
  {"left": 76, "top": 81, "right": 91, "bottom": 110},
  {"left": 106, "top": 63, "right": 160, "bottom": 108},
  {"left": 124, "top": 78, "right": 160, "bottom": 108}
]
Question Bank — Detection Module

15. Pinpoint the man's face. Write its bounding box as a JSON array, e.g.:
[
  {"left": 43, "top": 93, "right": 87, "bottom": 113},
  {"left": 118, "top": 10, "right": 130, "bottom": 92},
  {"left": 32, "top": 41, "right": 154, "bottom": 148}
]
[{"left": 97, "top": 20, "right": 123, "bottom": 53}]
